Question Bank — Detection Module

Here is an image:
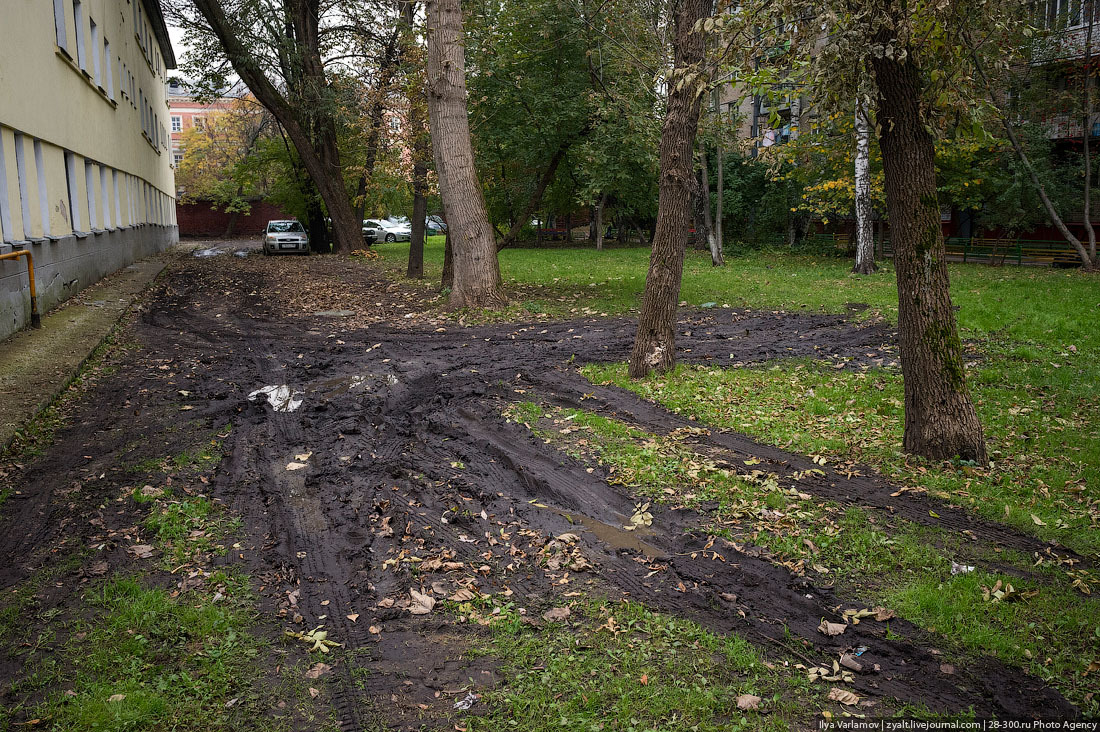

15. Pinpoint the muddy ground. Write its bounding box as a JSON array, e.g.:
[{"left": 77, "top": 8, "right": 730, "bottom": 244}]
[{"left": 0, "top": 242, "right": 1085, "bottom": 729}]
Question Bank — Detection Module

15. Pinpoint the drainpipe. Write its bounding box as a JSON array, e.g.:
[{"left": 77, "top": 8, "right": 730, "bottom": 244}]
[{"left": 0, "top": 249, "right": 41, "bottom": 328}]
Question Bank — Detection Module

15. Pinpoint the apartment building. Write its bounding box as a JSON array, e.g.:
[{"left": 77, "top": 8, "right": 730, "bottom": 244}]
[{"left": 0, "top": 0, "right": 178, "bottom": 339}]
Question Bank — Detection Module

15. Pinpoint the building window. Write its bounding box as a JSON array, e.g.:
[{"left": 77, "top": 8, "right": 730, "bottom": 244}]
[
  {"left": 193, "top": 117, "right": 206, "bottom": 130},
  {"left": 85, "top": 160, "right": 97, "bottom": 230},
  {"left": 105, "top": 40, "right": 114, "bottom": 99},
  {"left": 64, "top": 151, "right": 81, "bottom": 232},
  {"left": 14, "top": 134, "right": 33, "bottom": 240},
  {"left": 99, "top": 165, "right": 110, "bottom": 229},
  {"left": 113, "top": 170, "right": 121, "bottom": 228},
  {"left": 171, "top": 116, "right": 182, "bottom": 132},
  {"left": 90, "top": 18, "right": 101, "bottom": 88},
  {"left": 173, "top": 152, "right": 183, "bottom": 167},
  {"left": 0, "top": 133, "right": 13, "bottom": 243},
  {"left": 53, "top": 0, "right": 69, "bottom": 53},
  {"left": 34, "top": 140, "right": 50, "bottom": 237},
  {"left": 73, "top": 0, "right": 86, "bottom": 72}
]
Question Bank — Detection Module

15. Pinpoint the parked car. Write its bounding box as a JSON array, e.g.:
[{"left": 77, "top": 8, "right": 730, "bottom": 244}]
[
  {"left": 363, "top": 218, "right": 411, "bottom": 242},
  {"left": 426, "top": 215, "right": 447, "bottom": 234},
  {"left": 263, "top": 220, "right": 309, "bottom": 255}
]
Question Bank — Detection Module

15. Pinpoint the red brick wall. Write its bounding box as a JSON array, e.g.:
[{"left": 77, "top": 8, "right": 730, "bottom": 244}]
[{"left": 176, "top": 201, "right": 292, "bottom": 238}]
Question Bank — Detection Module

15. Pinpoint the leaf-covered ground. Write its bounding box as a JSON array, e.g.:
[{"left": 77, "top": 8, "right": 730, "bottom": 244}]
[{"left": 0, "top": 238, "right": 1094, "bottom": 730}]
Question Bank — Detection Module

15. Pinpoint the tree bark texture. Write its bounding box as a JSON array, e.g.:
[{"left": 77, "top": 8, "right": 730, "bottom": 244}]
[
  {"left": 627, "top": 0, "right": 711, "bottom": 378},
  {"left": 871, "top": 46, "right": 987, "bottom": 462},
  {"left": 441, "top": 225, "right": 455, "bottom": 290},
  {"left": 401, "top": 0, "right": 427, "bottom": 279},
  {"left": 425, "top": 0, "right": 505, "bottom": 307},
  {"left": 1083, "top": 0, "right": 1097, "bottom": 263},
  {"left": 853, "top": 99, "right": 877, "bottom": 274}
]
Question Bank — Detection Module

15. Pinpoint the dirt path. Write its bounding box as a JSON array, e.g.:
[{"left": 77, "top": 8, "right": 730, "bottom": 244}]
[{"left": 0, "top": 251, "right": 1080, "bottom": 728}]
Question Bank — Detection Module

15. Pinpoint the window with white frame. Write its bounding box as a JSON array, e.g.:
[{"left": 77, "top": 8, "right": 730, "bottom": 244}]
[
  {"left": 34, "top": 140, "right": 50, "bottom": 237},
  {"left": 84, "top": 160, "right": 97, "bottom": 230},
  {"left": 171, "top": 116, "right": 182, "bottom": 132},
  {"left": 105, "top": 39, "right": 114, "bottom": 99},
  {"left": 113, "top": 170, "right": 121, "bottom": 227},
  {"left": 173, "top": 151, "right": 183, "bottom": 167},
  {"left": 64, "top": 151, "right": 81, "bottom": 232},
  {"left": 0, "top": 133, "right": 13, "bottom": 243},
  {"left": 99, "top": 165, "right": 110, "bottom": 229},
  {"left": 73, "top": 0, "right": 86, "bottom": 72},
  {"left": 13, "top": 134, "right": 33, "bottom": 240},
  {"left": 90, "top": 18, "right": 101, "bottom": 88},
  {"left": 53, "top": 0, "right": 69, "bottom": 53}
]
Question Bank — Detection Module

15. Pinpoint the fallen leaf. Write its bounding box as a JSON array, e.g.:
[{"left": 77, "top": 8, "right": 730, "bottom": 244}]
[
  {"left": 127, "top": 544, "right": 155, "bottom": 559},
  {"left": 940, "top": 663, "right": 955, "bottom": 675},
  {"left": 448, "top": 588, "right": 476, "bottom": 602},
  {"left": 828, "top": 688, "right": 859, "bottom": 705},
  {"left": 542, "top": 607, "right": 571, "bottom": 622},
  {"left": 872, "top": 607, "right": 896, "bottom": 621},
  {"left": 1031, "top": 514, "right": 1047, "bottom": 526},
  {"left": 736, "top": 693, "right": 762, "bottom": 711},
  {"left": 346, "top": 613, "right": 360, "bottom": 622},
  {"left": 369, "top": 625, "right": 381, "bottom": 634},
  {"left": 308, "top": 687, "right": 320, "bottom": 698},
  {"left": 818, "top": 619, "right": 847, "bottom": 636},
  {"left": 295, "top": 451, "right": 313, "bottom": 462},
  {"left": 107, "top": 693, "right": 126, "bottom": 703},
  {"left": 409, "top": 589, "right": 436, "bottom": 615},
  {"left": 639, "top": 673, "right": 648, "bottom": 686},
  {"left": 286, "top": 462, "right": 308, "bottom": 471},
  {"left": 305, "top": 663, "right": 331, "bottom": 679}
]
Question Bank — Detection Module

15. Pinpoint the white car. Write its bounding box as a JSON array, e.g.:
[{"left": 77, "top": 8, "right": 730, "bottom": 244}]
[
  {"left": 364, "top": 218, "right": 411, "bottom": 242},
  {"left": 263, "top": 220, "right": 309, "bottom": 255}
]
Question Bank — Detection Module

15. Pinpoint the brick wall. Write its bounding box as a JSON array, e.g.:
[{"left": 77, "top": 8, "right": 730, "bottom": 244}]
[{"left": 176, "top": 201, "right": 291, "bottom": 238}]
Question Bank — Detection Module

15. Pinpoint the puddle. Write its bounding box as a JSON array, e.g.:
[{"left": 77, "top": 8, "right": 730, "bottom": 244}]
[
  {"left": 249, "top": 385, "right": 304, "bottom": 412},
  {"left": 308, "top": 374, "right": 370, "bottom": 399},
  {"left": 192, "top": 248, "right": 225, "bottom": 258},
  {"left": 539, "top": 504, "right": 666, "bottom": 558}
]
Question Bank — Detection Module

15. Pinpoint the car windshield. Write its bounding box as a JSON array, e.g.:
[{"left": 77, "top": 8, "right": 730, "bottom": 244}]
[{"left": 269, "top": 221, "right": 304, "bottom": 233}]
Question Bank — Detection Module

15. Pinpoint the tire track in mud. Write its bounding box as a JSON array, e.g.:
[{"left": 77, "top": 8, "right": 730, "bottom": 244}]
[
  {"left": 1, "top": 259, "right": 1082, "bottom": 729},
  {"left": 530, "top": 372, "right": 1090, "bottom": 567}
]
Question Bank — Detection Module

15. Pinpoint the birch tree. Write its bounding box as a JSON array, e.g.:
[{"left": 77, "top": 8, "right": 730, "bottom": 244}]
[{"left": 852, "top": 95, "right": 876, "bottom": 274}]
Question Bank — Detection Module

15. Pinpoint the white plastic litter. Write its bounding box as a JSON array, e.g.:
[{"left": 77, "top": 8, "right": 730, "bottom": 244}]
[{"left": 249, "top": 385, "right": 304, "bottom": 412}]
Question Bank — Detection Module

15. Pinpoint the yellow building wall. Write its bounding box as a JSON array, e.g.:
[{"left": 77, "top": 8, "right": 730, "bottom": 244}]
[{"left": 0, "top": 0, "right": 175, "bottom": 241}]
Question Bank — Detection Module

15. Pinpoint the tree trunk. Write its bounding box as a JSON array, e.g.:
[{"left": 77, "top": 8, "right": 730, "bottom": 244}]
[
  {"left": 223, "top": 209, "right": 240, "bottom": 238},
  {"left": 1083, "top": 0, "right": 1097, "bottom": 263},
  {"left": 871, "top": 44, "right": 987, "bottom": 463},
  {"left": 595, "top": 194, "right": 606, "bottom": 250},
  {"left": 713, "top": 117, "right": 724, "bottom": 264},
  {"left": 191, "top": 0, "right": 362, "bottom": 255},
  {"left": 497, "top": 141, "right": 572, "bottom": 251},
  {"left": 697, "top": 150, "right": 715, "bottom": 254},
  {"left": 628, "top": 0, "right": 711, "bottom": 378},
  {"left": 425, "top": 0, "right": 505, "bottom": 307},
  {"left": 972, "top": 53, "right": 1096, "bottom": 269},
  {"left": 441, "top": 225, "right": 454, "bottom": 290},
  {"left": 401, "top": 0, "right": 427, "bottom": 279},
  {"left": 853, "top": 98, "right": 877, "bottom": 274},
  {"left": 408, "top": 167, "right": 427, "bottom": 278}
]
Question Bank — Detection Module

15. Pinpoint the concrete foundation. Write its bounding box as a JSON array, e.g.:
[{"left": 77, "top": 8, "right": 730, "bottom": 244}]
[{"left": 0, "top": 224, "right": 178, "bottom": 341}]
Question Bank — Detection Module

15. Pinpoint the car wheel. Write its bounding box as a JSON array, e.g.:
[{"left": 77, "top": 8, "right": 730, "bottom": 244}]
[{"left": 385, "top": 233, "right": 396, "bottom": 242}]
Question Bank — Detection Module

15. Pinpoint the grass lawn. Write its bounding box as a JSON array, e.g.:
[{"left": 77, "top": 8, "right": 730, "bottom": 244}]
[{"left": 375, "top": 236, "right": 1099, "bottom": 713}]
